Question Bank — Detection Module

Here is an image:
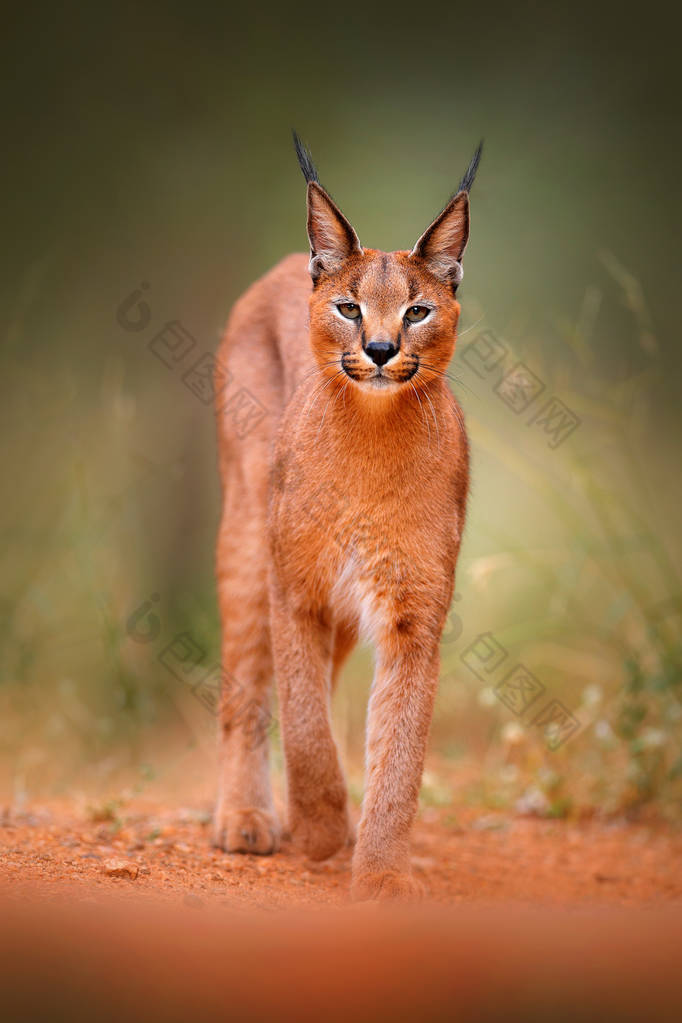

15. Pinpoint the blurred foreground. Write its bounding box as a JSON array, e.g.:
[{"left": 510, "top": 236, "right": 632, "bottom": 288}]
[{"left": 0, "top": 890, "right": 680, "bottom": 1021}]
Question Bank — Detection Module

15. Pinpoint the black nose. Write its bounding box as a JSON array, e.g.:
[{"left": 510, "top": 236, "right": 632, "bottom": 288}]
[{"left": 365, "top": 340, "right": 398, "bottom": 367}]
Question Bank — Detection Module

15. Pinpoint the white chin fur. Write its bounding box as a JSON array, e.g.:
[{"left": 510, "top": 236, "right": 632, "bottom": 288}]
[{"left": 367, "top": 376, "right": 400, "bottom": 391}]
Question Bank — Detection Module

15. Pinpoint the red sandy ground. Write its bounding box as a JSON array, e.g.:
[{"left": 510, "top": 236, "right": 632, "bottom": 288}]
[{"left": 1, "top": 799, "right": 681, "bottom": 907}]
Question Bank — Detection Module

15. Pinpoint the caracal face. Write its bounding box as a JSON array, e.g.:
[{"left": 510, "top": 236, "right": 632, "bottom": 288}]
[{"left": 309, "top": 247, "right": 461, "bottom": 395}]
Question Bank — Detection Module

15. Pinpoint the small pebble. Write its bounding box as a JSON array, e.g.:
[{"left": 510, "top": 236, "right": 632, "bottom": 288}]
[{"left": 103, "top": 858, "right": 139, "bottom": 879}]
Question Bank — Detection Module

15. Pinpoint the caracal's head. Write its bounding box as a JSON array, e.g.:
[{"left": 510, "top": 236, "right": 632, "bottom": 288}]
[{"left": 294, "top": 132, "right": 481, "bottom": 397}]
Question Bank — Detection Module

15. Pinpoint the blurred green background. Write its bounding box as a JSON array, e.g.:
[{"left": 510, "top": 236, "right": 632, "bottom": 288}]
[{"left": 2, "top": 2, "right": 680, "bottom": 817}]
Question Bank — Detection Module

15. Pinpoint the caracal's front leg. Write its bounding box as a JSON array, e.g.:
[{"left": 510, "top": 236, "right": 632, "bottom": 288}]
[
  {"left": 269, "top": 586, "right": 351, "bottom": 861},
  {"left": 351, "top": 642, "right": 440, "bottom": 901}
]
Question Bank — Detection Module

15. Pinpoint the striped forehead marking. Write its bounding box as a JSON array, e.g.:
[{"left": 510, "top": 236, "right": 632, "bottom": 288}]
[{"left": 356, "top": 253, "right": 410, "bottom": 314}]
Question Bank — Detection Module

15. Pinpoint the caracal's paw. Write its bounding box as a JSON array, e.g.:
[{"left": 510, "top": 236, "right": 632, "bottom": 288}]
[
  {"left": 351, "top": 869, "right": 425, "bottom": 903},
  {"left": 213, "top": 807, "right": 280, "bottom": 855},
  {"left": 290, "top": 805, "right": 350, "bottom": 861}
]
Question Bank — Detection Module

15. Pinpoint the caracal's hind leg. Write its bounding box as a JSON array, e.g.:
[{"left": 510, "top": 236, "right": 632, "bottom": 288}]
[{"left": 213, "top": 495, "right": 279, "bottom": 854}]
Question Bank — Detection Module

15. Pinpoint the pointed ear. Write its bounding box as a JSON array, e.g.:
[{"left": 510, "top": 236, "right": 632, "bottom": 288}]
[
  {"left": 409, "top": 191, "right": 469, "bottom": 287},
  {"left": 306, "top": 181, "right": 362, "bottom": 283}
]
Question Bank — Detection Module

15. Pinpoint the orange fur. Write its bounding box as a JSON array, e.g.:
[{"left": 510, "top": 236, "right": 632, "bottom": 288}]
[{"left": 213, "top": 154, "right": 474, "bottom": 900}]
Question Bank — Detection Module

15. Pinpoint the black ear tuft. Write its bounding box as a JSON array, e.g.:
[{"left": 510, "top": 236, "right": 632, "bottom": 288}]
[
  {"left": 456, "top": 140, "right": 483, "bottom": 195},
  {"left": 292, "top": 130, "right": 319, "bottom": 184}
]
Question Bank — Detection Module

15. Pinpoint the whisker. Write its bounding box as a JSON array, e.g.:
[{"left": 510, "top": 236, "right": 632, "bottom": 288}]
[
  {"left": 328, "top": 376, "right": 348, "bottom": 429},
  {"left": 297, "top": 359, "right": 340, "bottom": 389},
  {"left": 341, "top": 376, "right": 350, "bottom": 412},
  {"left": 416, "top": 377, "right": 440, "bottom": 450},
  {"left": 457, "top": 315, "right": 485, "bottom": 338},
  {"left": 409, "top": 379, "right": 430, "bottom": 445},
  {"left": 419, "top": 362, "right": 478, "bottom": 399},
  {"left": 301, "top": 378, "right": 328, "bottom": 423},
  {"left": 338, "top": 388, "right": 361, "bottom": 453},
  {"left": 316, "top": 382, "right": 339, "bottom": 440},
  {"left": 302, "top": 368, "right": 343, "bottom": 424},
  {"left": 416, "top": 368, "right": 467, "bottom": 441},
  {"left": 444, "top": 387, "right": 467, "bottom": 437},
  {"left": 308, "top": 370, "right": 346, "bottom": 432}
]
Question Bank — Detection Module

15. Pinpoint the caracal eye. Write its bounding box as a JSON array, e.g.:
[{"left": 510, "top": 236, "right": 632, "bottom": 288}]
[
  {"left": 405, "top": 305, "right": 430, "bottom": 323},
  {"left": 337, "top": 302, "right": 361, "bottom": 320}
]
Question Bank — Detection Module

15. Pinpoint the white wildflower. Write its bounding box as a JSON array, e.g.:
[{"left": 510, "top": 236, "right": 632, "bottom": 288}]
[
  {"left": 640, "top": 727, "right": 666, "bottom": 749},
  {"left": 582, "top": 684, "right": 603, "bottom": 707},
  {"left": 594, "top": 719, "right": 615, "bottom": 742},
  {"left": 515, "top": 786, "right": 549, "bottom": 816},
  {"left": 478, "top": 686, "right": 497, "bottom": 708},
  {"left": 501, "top": 721, "right": 525, "bottom": 745}
]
